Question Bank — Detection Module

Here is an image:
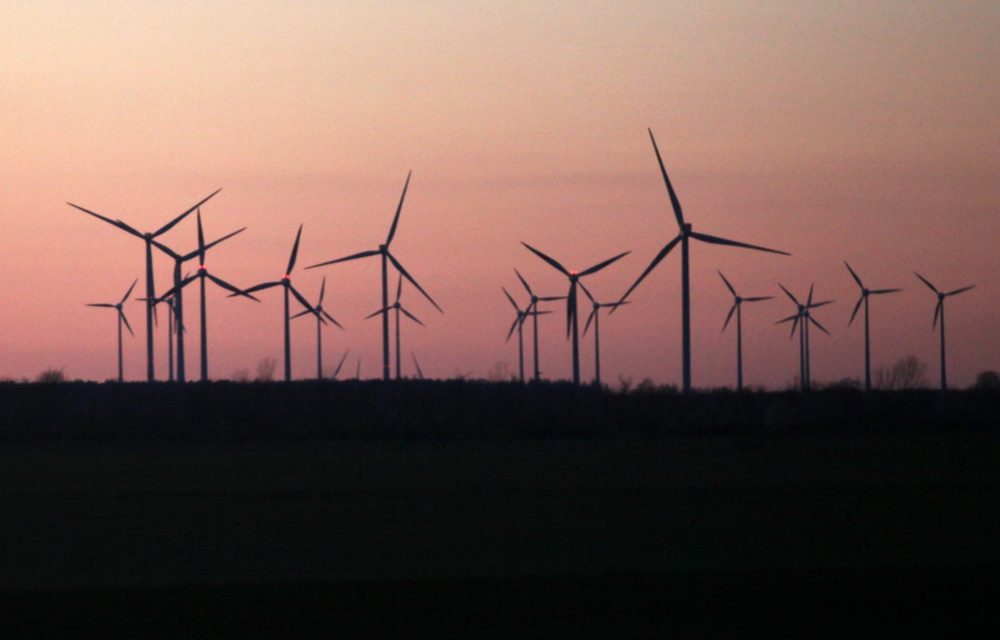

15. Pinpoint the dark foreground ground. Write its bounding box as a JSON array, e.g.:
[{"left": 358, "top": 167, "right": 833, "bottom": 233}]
[{"left": 0, "top": 384, "right": 998, "bottom": 635}]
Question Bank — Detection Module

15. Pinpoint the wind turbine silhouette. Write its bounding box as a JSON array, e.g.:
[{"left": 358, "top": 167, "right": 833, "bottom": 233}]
[
  {"left": 307, "top": 172, "right": 442, "bottom": 381},
  {"left": 157, "top": 212, "right": 257, "bottom": 381},
  {"left": 521, "top": 243, "right": 629, "bottom": 386},
  {"left": 717, "top": 271, "right": 773, "bottom": 392},
  {"left": 365, "top": 275, "right": 422, "bottom": 380},
  {"left": 514, "top": 269, "right": 565, "bottom": 382},
  {"left": 915, "top": 273, "right": 974, "bottom": 390},
  {"left": 503, "top": 287, "right": 550, "bottom": 383},
  {"left": 241, "top": 225, "right": 319, "bottom": 382},
  {"left": 151, "top": 217, "right": 246, "bottom": 382},
  {"left": 775, "top": 284, "right": 832, "bottom": 391},
  {"left": 291, "top": 276, "right": 344, "bottom": 380},
  {"left": 69, "top": 190, "right": 221, "bottom": 381},
  {"left": 615, "top": 129, "right": 788, "bottom": 393},
  {"left": 845, "top": 262, "right": 902, "bottom": 391},
  {"left": 330, "top": 350, "right": 351, "bottom": 380},
  {"left": 579, "top": 283, "right": 629, "bottom": 388},
  {"left": 411, "top": 353, "right": 425, "bottom": 380},
  {"left": 87, "top": 279, "right": 137, "bottom": 382}
]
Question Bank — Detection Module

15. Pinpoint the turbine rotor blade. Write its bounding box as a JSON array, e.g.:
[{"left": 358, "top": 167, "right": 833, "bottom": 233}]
[
  {"left": 848, "top": 295, "right": 864, "bottom": 327},
  {"left": 240, "top": 281, "right": 282, "bottom": 295},
  {"left": 399, "top": 306, "right": 424, "bottom": 326},
  {"left": 154, "top": 189, "right": 222, "bottom": 237},
  {"left": 844, "top": 261, "right": 864, "bottom": 289},
  {"left": 199, "top": 227, "right": 246, "bottom": 258},
  {"left": 290, "top": 309, "right": 311, "bottom": 319},
  {"left": 932, "top": 300, "right": 942, "bottom": 329},
  {"left": 690, "top": 231, "right": 789, "bottom": 256},
  {"left": 807, "top": 284, "right": 815, "bottom": 307},
  {"left": 717, "top": 270, "right": 736, "bottom": 297},
  {"left": 365, "top": 307, "right": 389, "bottom": 320},
  {"left": 946, "top": 285, "right": 975, "bottom": 297},
  {"left": 614, "top": 235, "right": 681, "bottom": 309},
  {"left": 743, "top": 296, "right": 773, "bottom": 302},
  {"left": 583, "top": 307, "right": 597, "bottom": 336},
  {"left": 68, "top": 203, "right": 144, "bottom": 239},
  {"left": 289, "top": 284, "right": 316, "bottom": 315},
  {"left": 506, "top": 316, "right": 519, "bottom": 342},
  {"left": 306, "top": 249, "right": 380, "bottom": 270},
  {"left": 809, "top": 315, "right": 831, "bottom": 336},
  {"left": 151, "top": 239, "right": 181, "bottom": 260},
  {"left": 207, "top": 273, "right": 258, "bottom": 301},
  {"left": 87, "top": 303, "right": 116, "bottom": 308},
  {"left": 411, "top": 353, "right": 424, "bottom": 379},
  {"left": 319, "top": 276, "right": 327, "bottom": 305},
  {"left": 521, "top": 242, "right": 569, "bottom": 276},
  {"left": 870, "top": 288, "right": 902, "bottom": 295},
  {"left": 915, "top": 272, "right": 939, "bottom": 294},
  {"left": 333, "top": 350, "right": 350, "bottom": 378},
  {"left": 579, "top": 280, "right": 595, "bottom": 304},
  {"left": 197, "top": 210, "right": 206, "bottom": 263},
  {"left": 322, "top": 309, "right": 344, "bottom": 329},
  {"left": 502, "top": 287, "right": 520, "bottom": 311},
  {"left": 514, "top": 268, "right": 534, "bottom": 296},
  {"left": 385, "top": 170, "right": 412, "bottom": 246},
  {"left": 120, "top": 278, "right": 139, "bottom": 304},
  {"left": 775, "top": 312, "right": 798, "bottom": 325},
  {"left": 120, "top": 310, "right": 134, "bottom": 336},
  {"left": 647, "top": 128, "right": 685, "bottom": 228},
  {"left": 566, "top": 282, "right": 576, "bottom": 338},
  {"left": 722, "top": 303, "right": 737, "bottom": 332},
  {"left": 387, "top": 253, "right": 442, "bottom": 313},
  {"left": 395, "top": 273, "right": 403, "bottom": 303},
  {"left": 579, "top": 251, "right": 630, "bottom": 277},
  {"left": 777, "top": 283, "right": 799, "bottom": 306},
  {"left": 286, "top": 224, "right": 304, "bottom": 275}
]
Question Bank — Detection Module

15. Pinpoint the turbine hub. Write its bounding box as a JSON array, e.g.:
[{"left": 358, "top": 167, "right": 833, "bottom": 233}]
[
  {"left": 282, "top": 274, "right": 291, "bottom": 281},
  {"left": 735, "top": 296, "right": 742, "bottom": 303},
  {"left": 379, "top": 244, "right": 387, "bottom": 253},
  {"left": 863, "top": 289, "right": 869, "bottom": 295},
  {"left": 682, "top": 223, "right": 693, "bottom": 235}
]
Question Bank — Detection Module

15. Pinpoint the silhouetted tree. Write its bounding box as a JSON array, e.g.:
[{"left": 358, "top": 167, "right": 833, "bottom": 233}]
[
  {"left": 973, "top": 371, "right": 999, "bottom": 390},
  {"left": 874, "top": 355, "right": 928, "bottom": 390},
  {"left": 36, "top": 368, "right": 66, "bottom": 383}
]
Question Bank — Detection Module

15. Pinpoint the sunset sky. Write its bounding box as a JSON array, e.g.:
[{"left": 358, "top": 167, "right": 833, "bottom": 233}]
[{"left": 2, "top": 2, "right": 998, "bottom": 388}]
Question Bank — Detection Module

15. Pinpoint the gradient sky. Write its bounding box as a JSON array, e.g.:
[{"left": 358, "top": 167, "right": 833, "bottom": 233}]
[{"left": 2, "top": 2, "right": 998, "bottom": 388}]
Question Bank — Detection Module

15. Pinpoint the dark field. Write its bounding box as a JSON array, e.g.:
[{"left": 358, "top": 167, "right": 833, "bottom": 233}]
[{"left": 1, "top": 383, "right": 998, "bottom": 635}]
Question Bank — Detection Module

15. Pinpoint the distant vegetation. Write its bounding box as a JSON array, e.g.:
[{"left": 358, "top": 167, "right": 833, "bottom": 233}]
[{"left": 874, "top": 355, "right": 929, "bottom": 390}]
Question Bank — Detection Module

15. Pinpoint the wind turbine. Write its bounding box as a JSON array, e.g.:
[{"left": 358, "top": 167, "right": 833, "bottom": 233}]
[
  {"left": 845, "top": 262, "right": 902, "bottom": 391},
  {"left": 915, "top": 273, "right": 974, "bottom": 390},
  {"left": 151, "top": 219, "right": 246, "bottom": 382},
  {"left": 157, "top": 212, "right": 257, "bottom": 381},
  {"left": 241, "top": 225, "right": 319, "bottom": 382},
  {"left": 87, "top": 279, "right": 137, "bottom": 382},
  {"left": 513, "top": 269, "right": 565, "bottom": 382},
  {"left": 411, "top": 353, "right": 425, "bottom": 380},
  {"left": 364, "top": 275, "right": 422, "bottom": 380},
  {"left": 615, "top": 129, "right": 789, "bottom": 393},
  {"left": 579, "top": 283, "right": 629, "bottom": 388},
  {"left": 69, "top": 189, "right": 221, "bottom": 381},
  {"left": 307, "top": 172, "right": 442, "bottom": 381},
  {"left": 521, "top": 243, "right": 629, "bottom": 386},
  {"left": 291, "top": 276, "right": 344, "bottom": 380},
  {"left": 775, "top": 284, "right": 832, "bottom": 391},
  {"left": 717, "top": 271, "right": 773, "bottom": 392},
  {"left": 503, "top": 286, "right": 550, "bottom": 383},
  {"left": 330, "top": 350, "right": 350, "bottom": 380}
]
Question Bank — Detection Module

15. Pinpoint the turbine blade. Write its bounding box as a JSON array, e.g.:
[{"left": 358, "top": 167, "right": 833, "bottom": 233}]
[
  {"left": 614, "top": 235, "right": 681, "bottom": 309},
  {"left": 286, "top": 224, "right": 303, "bottom": 275},
  {"left": 690, "top": 231, "right": 789, "bottom": 256},
  {"left": 68, "top": 203, "right": 144, "bottom": 239},
  {"left": 844, "top": 261, "right": 863, "bottom": 289},
  {"left": 521, "top": 242, "right": 569, "bottom": 276},
  {"left": 777, "top": 283, "right": 800, "bottom": 306},
  {"left": 290, "top": 309, "right": 311, "bottom": 319},
  {"left": 385, "top": 170, "right": 412, "bottom": 246},
  {"left": 411, "top": 353, "right": 424, "bottom": 379},
  {"left": 120, "top": 278, "right": 139, "bottom": 304},
  {"left": 538, "top": 295, "right": 566, "bottom": 302},
  {"left": 87, "top": 303, "right": 116, "bottom": 308},
  {"left": 717, "top": 270, "right": 736, "bottom": 296},
  {"left": 809, "top": 315, "right": 831, "bottom": 336},
  {"left": 566, "top": 282, "right": 576, "bottom": 338},
  {"left": 289, "top": 284, "right": 317, "bottom": 316},
  {"left": 154, "top": 189, "right": 222, "bottom": 237},
  {"left": 870, "top": 288, "right": 902, "bottom": 295},
  {"left": 306, "top": 249, "right": 380, "bottom": 270},
  {"left": 207, "top": 273, "right": 259, "bottom": 301},
  {"left": 722, "top": 303, "right": 737, "bottom": 332},
  {"left": 502, "top": 287, "right": 520, "bottom": 311},
  {"left": 915, "top": 272, "right": 939, "bottom": 294},
  {"left": 151, "top": 239, "right": 181, "bottom": 260},
  {"left": 200, "top": 227, "right": 246, "bottom": 257},
  {"left": 579, "top": 250, "right": 630, "bottom": 277},
  {"left": 807, "top": 283, "right": 814, "bottom": 307},
  {"left": 946, "top": 285, "right": 975, "bottom": 297},
  {"left": 848, "top": 295, "right": 864, "bottom": 327},
  {"left": 387, "top": 253, "right": 442, "bottom": 313},
  {"left": 743, "top": 296, "right": 773, "bottom": 302},
  {"left": 395, "top": 273, "right": 403, "bottom": 303},
  {"left": 240, "top": 281, "right": 282, "bottom": 295},
  {"left": 932, "top": 300, "right": 941, "bottom": 329},
  {"left": 514, "top": 268, "right": 534, "bottom": 296},
  {"left": 647, "top": 128, "right": 685, "bottom": 228},
  {"left": 583, "top": 307, "right": 596, "bottom": 336},
  {"left": 319, "top": 276, "right": 327, "bottom": 305},
  {"left": 399, "top": 306, "right": 424, "bottom": 326},
  {"left": 332, "top": 350, "right": 350, "bottom": 378},
  {"left": 790, "top": 315, "right": 800, "bottom": 339},
  {"left": 579, "top": 280, "right": 595, "bottom": 304},
  {"left": 120, "top": 310, "right": 134, "bottom": 336},
  {"left": 808, "top": 300, "right": 834, "bottom": 309},
  {"left": 506, "top": 316, "right": 520, "bottom": 342},
  {"left": 322, "top": 310, "right": 344, "bottom": 330},
  {"left": 365, "top": 307, "right": 389, "bottom": 320},
  {"left": 197, "top": 210, "right": 206, "bottom": 263},
  {"left": 775, "top": 312, "right": 798, "bottom": 325}
]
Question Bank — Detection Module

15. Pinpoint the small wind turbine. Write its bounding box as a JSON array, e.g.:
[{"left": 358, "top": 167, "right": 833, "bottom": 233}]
[
  {"left": 87, "top": 279, "right": 137, "bottom": 382},
  {"left": 364, "top": 275, "right": 422, "bottom": 380},
  {"left": 307, "top": 172, "right": 442, "bottom": 381},
  {"left": 915, "top": 273, "right": 974, "bottom": 390},
  {"left": 241, "top": 225, "right": 319, "bottom": 382},
  {"left": 615, "top": 129, "right": 789, "bottom": 393},
  {"left": 411, "top": 353, "right": 425, "bottom": 380},
  {"left": 513, "top": 269, "right": 565, "bottom": 382},
  {"left": 331, "top": 349, "right": 350, "bottom": 380},
  {"left": 717, "top": 271, "right": 773, "bottom": 392},
  {"left": 158, "top": 212, "right": 257, "bottom": 381},
  {"left": 291, "top": 276, "right": 344, "bottom": 380},
  {"left": 521, "top": 243, "right": 629, "bottom": 386},
  {"left": 69, "top": 190, "right": 221, "bottom": 381},
  {"left": 503, "top": 287, "right": 550, "bottom": 383},
  {"left": 845, "top": 262, "right": 902, "bottom": 391},
  {"left": 579, "top": 283, "right": 629, "bottom": 388},
  {"left": 775, "top": 284, "right": 833, "bottom": 391}
]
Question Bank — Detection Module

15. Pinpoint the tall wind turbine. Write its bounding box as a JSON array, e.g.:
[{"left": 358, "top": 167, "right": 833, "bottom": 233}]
[
  {"left": 775, "top": 284, "right": 832, "bottom": 391},
  {"left": 364, "top": 275, "right": 423, "bottom": 380},
  {"left": 915, "top": 273, "right": 974, "bottom": 390},
  {"left": 69, "top": 190, "right": 221, "bottom": 381},
  {"left": 291, "top": 276, "right": 344, "bottom": 380},
  {"left": 158, "top": 212, "right": 257, "bottom": 381},
  {"left": 307, "top": 172, "right": 442, "bottom": 380},
  {"left": 579, "top": 283, "right": 629, "bottom": 388},
  {"left": 845, "top": 262, "right": 902, "bottom": 391},
  {"left": 615, "top": 129, "right": 788, "bottom": 393},
  {"left": 503, "top": 287, "right": 550, "bottom": 383},
  {"left": 717, "top": 271, "right": 773, "bottom": 392},
  {"left": 151, "top": 220, "right": 246, "bottom": 382},
  {"left": 521, "top": 243, "right": 629, "bottom": 386},
  {"left": 513, "top": 269, "right": 565, "bottom": 382},
  {"left": 242, "top": 225, "right": 319, "bottom": 382},
  {"left": 87, "top": 279, "right": 137, "bottom": 382}
]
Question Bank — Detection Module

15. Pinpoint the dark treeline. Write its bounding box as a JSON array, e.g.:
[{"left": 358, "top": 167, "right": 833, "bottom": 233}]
[{"left": 0, "top": 381, "right": 996, "bottom": 442}]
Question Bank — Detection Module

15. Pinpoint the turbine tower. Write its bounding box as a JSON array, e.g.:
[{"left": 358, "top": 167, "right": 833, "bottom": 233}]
[
  {"left": 845, "top": 262, "right": 902, "bottom": 391},
  {"left": 291, "top": 276, "right": 344, "bottom": 380},
  {"left": 775, "top": 284, "right": 832, "bottom": 391},
  {"left": 242, "top": 225, "right": 320, "bottom": 382},
  {"left": 365, "top": 275, "right": 423, "bottom": 380},
  {"left": 157, "top": 212, "right": 257, "bottom": 381},
  {"left": 86, "top": 279, "right": 137, "bottom": 382},
  {"left": 915, "top": 273, "right": 974, "bottom": 391},
  {"left": 579, "top": 283, "right": 629, "bottom": 388},
  {"left": 307, "top": 172, "right": 442, "bottom": 380},
  {"left": 616, "top": 129, "right": 788, "bottom": 393},
  {"left": 717, "top": 271, "right": 773, "bottom": 392},
  {"left": 521, "top": 243, "right": 629, "bottom": 386},
  {"left": 514, "top": 269, "right": 564, "bottom": 382}
]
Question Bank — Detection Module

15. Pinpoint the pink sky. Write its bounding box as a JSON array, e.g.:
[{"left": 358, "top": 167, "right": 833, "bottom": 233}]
[{"left": 2, "top": 2, "right": 998, "bottom": 388}]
